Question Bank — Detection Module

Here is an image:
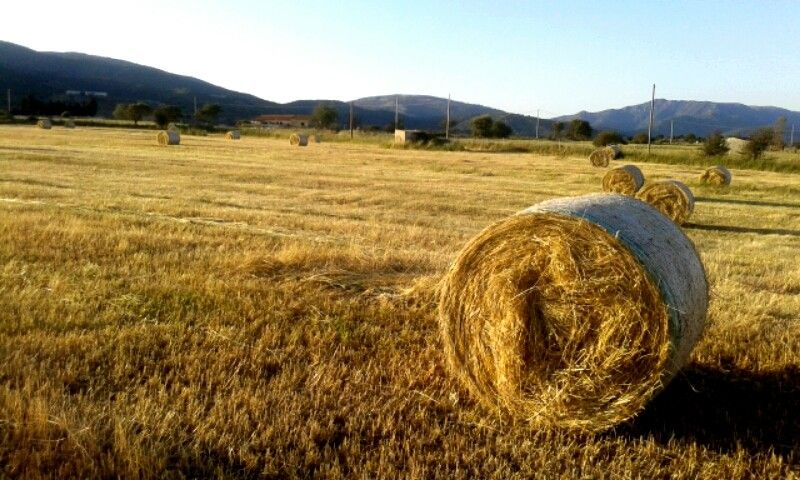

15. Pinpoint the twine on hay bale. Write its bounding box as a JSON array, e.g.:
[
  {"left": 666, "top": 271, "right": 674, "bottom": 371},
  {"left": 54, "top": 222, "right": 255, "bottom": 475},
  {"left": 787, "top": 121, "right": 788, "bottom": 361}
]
[
  {"left": 589, "top": 145, "right": 622, "bottom": 167},
  {"left": 635, "top": 180, "right": 694, "bottom": 225},
  {"left": 225, "top": 130, "right": 241, "bottom": 140},
  {"left": 700, "top": 165, "right": 731, "bottom": 186},
  {"left": 37, "top": 119, "right": 52, "bottom": 129},
  {"left": 157, "top": 130, "right": 180, "bottom": 146},
  {"left": 602, "top": 165, "right": 644, "bottom": 195},
  {"left": 439, "top": 193, "right": 707, "bottom": 432},
  {"left": 289, "top": 133, "right": 308, "bottom": 146}
]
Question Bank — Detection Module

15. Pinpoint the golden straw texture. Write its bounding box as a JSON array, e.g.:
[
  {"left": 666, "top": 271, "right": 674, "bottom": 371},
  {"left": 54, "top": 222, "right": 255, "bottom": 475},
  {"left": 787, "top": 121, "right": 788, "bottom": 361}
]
[
  {"left": 602, "top": 165, "right": 645, "bottom": 195},
  {"left": 588, "top": 145, "right": 621, "bottom": 167},
  {"left": 289, "top": 133, "right": 308, "bottom": 146},
  {"left": 700, "top": 165, "right": 732, "bottom": 186},
  {"left": 157, "top": 130, "right": 180, "bottom": 146},
  {"left": 635, "top": 180, "right": 694, "bottom": 225},
  {"left": 439, "top": 194, "right": 707, "bottom": 432}
]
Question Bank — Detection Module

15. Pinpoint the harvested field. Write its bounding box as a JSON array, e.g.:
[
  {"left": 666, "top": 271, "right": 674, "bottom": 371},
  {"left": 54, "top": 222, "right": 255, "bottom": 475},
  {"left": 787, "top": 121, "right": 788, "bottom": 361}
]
[{"left": 1, "top": 126, "right": 799, "bottom": 478}]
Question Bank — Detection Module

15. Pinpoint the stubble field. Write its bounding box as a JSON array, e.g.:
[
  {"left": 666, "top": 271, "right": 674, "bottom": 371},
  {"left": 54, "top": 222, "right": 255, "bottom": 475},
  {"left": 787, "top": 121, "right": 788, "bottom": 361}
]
[{"left": 1, "top": 126, "right": 799, "bottom": 478}]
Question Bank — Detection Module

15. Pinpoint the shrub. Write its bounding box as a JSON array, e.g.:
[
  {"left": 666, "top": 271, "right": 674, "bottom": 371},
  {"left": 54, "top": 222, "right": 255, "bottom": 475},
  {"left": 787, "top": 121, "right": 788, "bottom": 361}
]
[
  {"left": 630, "top": 132, "right": 649, "bottom": 144},
  {"left": 593, "top": 130, "right": 625, "bottom": 147},
  {"left": 743, "top": 128, "right": 773, "bottom": 159},
  {"left": 702, "top": 132, "right": 729, "bottom": 156}
]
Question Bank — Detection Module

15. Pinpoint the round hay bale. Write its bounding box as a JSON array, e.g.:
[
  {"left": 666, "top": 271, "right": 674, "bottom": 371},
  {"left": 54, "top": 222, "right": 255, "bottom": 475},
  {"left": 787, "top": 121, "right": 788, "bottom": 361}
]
[
  {"left": 167, "top": 123, "right": 180, "bottom": 132},
  {"left": 312, "top": 133, "right": 321, "bottom": 143},
  {"left": 289, "top": 133, "right": 308, "bottom": 146},
  {"left": 588, "top": 145, "right": 621, "bottom": 167},
  {"left": 700, "top": 165, "right": 731, "bottom": 186},
  {"left": 37, "top": 119, "right": 52, "bottom": 129},
  {"left": 225, "top": 130, "right": 241, "bottom": 140},
  {"left": 439, "top": 193, "right": 707, "bottom": 432},
  {"left": 602, "top": 165, "right": 645, "bottom": 195},
  {"left": 64, "top": 119, "right": 76, "bottom": 129},
  {"left": 635, "top": 180, "right": 694, "bottom": 225},
  {"left": 157, "top": 130, "right": 180, "bottom": 146}
]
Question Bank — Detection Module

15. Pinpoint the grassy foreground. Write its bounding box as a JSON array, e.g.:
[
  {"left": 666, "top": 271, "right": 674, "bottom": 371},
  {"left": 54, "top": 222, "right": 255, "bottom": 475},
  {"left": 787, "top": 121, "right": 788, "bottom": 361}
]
[{"left": 1, "top": 126, "right": 799, "bottom": 478}]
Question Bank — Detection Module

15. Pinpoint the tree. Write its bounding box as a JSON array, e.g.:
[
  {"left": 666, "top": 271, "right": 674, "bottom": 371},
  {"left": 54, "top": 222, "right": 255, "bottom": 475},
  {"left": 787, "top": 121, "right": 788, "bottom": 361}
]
[
  {"left": 684, "top": 133, "right": 698, "bottom": 144},
  {"left": 112, "top": 102, "right": 152, "bottom": 125},
  {"left": 630, "top": 132, "right": 649, "bottom": 144},
  {"left": 552, "top": 121, "right": 564, "bottom": 140},
  {"left": 153, "top": 105, "right": 183, "bottom": 128},
  {"left": 743, "top": 128, "right": 772, "bottom": 159},
  {"left": 470, "top": 115, "right": 494, "bottom": 138},
  {"left": 490, "top": 120, "right": 513, "bottom": 138},
  {"left": 702, "top": 131, "right": 729, "bottom": 156},
  {"left": 195, "top": 103, "right": 221, "bottom": 124},
  {"left": 311, "top": 104, "right": 338, "bottom": 130},
  {"left": 567, "top": 119, "right": 592, "bottom": 140},
  {"left": 593, "top": 130, "right": 625, "bottom": 147}
]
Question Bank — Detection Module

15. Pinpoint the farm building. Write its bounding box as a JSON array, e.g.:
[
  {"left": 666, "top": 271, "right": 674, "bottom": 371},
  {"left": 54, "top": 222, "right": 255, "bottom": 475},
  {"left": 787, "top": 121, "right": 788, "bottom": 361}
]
[
  {"left": 394, "top": 129, "right": 422, "bottom": 144},
  {"left": 253, "top": 114, "right": 312, "bottom": 128}
]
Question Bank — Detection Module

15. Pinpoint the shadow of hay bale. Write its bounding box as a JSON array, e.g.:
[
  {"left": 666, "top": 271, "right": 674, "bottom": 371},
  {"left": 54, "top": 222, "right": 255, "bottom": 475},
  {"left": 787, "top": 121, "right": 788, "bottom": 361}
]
[{"left": 618, "top": 364, "right": 800, "bottom": 456}]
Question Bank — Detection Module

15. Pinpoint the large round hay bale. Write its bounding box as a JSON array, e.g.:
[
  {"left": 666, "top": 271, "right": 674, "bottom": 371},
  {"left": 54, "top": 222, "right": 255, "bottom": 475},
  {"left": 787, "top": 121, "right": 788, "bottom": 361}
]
[
  {"left": 635, "top": 180, "right": 694, "bottom": 225},
  {"left": 602, "top": 165, "right": 645, "bottom": 195},
  {"left": 64, "top": 119, "right": 76, "bottom": 129},
  {"left": 700, "top": 165, "right": 731, "bottom": 186},
  {"left": 157, "top": 130, "right": 180, "bottom": 146},
  {"left": 37, "top": 119, "right": 52, "bottom": 129},
  {"left": 289, "top": 133, "right": 308, "bottom": 146},
  {"left": 588, "top": 145, "right": 621, "bottom": 167},
  {"left": 439, "top": 193, "right": 707, "bottom": 432},
  {"left": 225, "top": 130, "right": 241, "bottom": 140}
]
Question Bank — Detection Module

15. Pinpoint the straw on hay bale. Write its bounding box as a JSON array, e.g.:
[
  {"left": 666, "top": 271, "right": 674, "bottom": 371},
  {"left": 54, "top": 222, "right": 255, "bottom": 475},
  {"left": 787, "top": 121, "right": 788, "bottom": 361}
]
[
  {"left": 64, "top": 119, "right": 76, "bottom": 129},
  {"left": 439, "top": 193, "right": 707, "bottom": 432},
  {"left": 602, "top": 165, "right": 645, "bottom": 195},
  {"left": 635, "top": 180, "right": 694, "bottom": 225},
  {"left": 225, "top": 130, "right": 241, "bottom": 140},
  {"left": 289, "top": 133, "right": 308, "bottom": 146},
  {"left": 700, "top": 165, "right": 732, "bottom": 186},
  {"left": 37, "top": 119, "right": 52, "bottom": 129},
  {"left": 588, "top": 145, "right": 622, "bottom": 167},
  {"left": 157, "top": 130, "right": 180, "bottom": 146}
]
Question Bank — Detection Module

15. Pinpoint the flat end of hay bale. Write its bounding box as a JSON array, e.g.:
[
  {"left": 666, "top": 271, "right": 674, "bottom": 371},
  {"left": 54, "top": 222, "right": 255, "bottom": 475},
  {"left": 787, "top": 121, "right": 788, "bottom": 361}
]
[
  {"left": 602, "top": 165, "right": 645, "bottom": 195},
  {"left": 635, "top": 180, "right": 694, "bottom": 225},
  {"left": 157, "top": 130, "right": 180, "bottom": 146}
]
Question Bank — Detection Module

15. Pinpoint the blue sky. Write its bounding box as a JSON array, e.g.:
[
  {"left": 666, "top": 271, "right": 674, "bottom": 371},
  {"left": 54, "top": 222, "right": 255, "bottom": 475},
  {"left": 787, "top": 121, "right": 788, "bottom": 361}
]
[{"left": 4, "top": 0, "right": 799, "bottom": 116}]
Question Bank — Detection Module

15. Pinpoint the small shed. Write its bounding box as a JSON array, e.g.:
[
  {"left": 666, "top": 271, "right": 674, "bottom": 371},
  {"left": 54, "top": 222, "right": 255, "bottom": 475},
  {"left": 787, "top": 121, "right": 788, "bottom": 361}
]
[{"left": 395, "top": 129, "right": 422, "bottom": 145}]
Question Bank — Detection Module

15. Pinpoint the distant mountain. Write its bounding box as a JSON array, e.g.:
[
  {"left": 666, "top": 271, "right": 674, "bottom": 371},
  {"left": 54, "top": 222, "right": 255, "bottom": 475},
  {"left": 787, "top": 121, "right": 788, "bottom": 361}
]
[
  {"left": 554, "top": 100, "right": 800, "bottom": 138},
  {"left": 0, "top": 40, "right": 279, "bottom": 122}
]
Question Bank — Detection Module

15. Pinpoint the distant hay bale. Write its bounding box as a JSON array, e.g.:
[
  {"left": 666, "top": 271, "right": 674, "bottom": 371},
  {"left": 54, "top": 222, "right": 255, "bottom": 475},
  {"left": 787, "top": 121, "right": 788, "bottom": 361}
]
[
  {"left": 167, "top": 123, "right": 180, "bottom": 132},
  {"left": 312, "top": 133, "right": 321, "bottom": 143},
  {"left": 589, "top": 145, "right": 622, "bottom": 167},
  {"left": 700, "top": 165, "right": 732, "bottom": 186},
  {"left": 439, "top": 193, "right": 708, "bottom": 432},
  {"left": 602, "top": 165, "right": 645, "bottom": 195},
  {"left": 157, "top": 130, "right": 180, "bottom": 146},
  {"left": 725, "top": 137, "right": 747, "bottom": 155},
  {"left": 37, "top": 119, "right": 52, "bottom": 129},
  {"left": 635, "top": 180, "right": 694, "bottom": 225},
  {"left": 225, "top": 130, "right": 241, "bottom": 140},
  {"left": 289, "top": 133, "right": 308, "bottom": 146},
  {"left": 64, "top": 119, "right": 75, "bottom": 129}
]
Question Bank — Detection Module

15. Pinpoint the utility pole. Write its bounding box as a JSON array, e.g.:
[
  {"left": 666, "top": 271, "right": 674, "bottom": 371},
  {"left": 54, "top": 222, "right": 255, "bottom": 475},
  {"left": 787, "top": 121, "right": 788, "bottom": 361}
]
[
  {"left": 193, "top": 96, "right": 198, "bottom": 115},
  {"left": 6, "top": 89, "right": 10, "bottom": 114},
  {"left": 394, "top": 96, "right": 399, "bottom": 130},
  {"left": 670, "top": 120, "right": 674, "bottom": 144},
  {"left": 647, "top": 84, "right": 655, "bottom": 155},
  {"left": 791, "top": 124, "right": 795, "bottom": 147},
  {"left": 535, "top": 109, "right": 540, "bottom": 139},
  {"left": 445, "top": 94, "right": 451, "bottom": 140},
  {"left": 349, "top": 102, "right": 354, "bottom": 140}
]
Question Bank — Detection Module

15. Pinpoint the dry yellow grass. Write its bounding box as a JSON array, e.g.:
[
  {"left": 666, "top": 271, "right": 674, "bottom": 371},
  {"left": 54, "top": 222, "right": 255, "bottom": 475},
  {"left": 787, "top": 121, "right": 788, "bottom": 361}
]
[{"left": 1, "top": 126, "right": 799, "bottom": 478}]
